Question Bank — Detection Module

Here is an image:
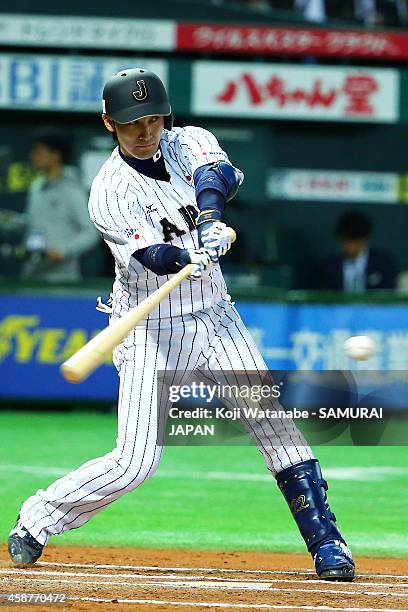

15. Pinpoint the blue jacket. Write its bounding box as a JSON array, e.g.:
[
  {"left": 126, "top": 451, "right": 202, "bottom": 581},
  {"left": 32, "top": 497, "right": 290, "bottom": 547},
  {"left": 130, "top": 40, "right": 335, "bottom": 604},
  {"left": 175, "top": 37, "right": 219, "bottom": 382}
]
[{"left": 321, "top": 248, "right": 397, "bottom": 291}]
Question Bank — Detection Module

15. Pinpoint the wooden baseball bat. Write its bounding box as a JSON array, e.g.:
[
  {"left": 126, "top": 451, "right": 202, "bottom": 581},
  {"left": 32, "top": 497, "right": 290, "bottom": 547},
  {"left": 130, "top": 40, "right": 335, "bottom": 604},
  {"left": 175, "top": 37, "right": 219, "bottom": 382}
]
[{"left": 60, "top": 229, "right": 236, "bottom": 384}]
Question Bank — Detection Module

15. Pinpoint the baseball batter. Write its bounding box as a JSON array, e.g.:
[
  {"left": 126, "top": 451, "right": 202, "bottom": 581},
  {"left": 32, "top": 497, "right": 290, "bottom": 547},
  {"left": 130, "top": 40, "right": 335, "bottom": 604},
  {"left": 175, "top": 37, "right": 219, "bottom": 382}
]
[{"left": 8, "top": 68, "right": 354, "bottom": 581}]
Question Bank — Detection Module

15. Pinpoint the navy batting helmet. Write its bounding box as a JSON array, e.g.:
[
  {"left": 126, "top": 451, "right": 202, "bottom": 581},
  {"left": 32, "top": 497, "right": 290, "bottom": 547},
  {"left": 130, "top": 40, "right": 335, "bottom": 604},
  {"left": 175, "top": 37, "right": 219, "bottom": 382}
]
[{"left": 102, "top": 68, "right": 173, "bottom": 130}]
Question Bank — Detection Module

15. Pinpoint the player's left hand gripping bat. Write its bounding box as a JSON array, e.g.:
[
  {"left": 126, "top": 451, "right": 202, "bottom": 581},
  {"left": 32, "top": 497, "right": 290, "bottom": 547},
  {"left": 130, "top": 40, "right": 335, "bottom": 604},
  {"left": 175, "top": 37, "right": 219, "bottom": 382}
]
[{"left": 60, "top": 229, "right": 236, "bottom": 384}]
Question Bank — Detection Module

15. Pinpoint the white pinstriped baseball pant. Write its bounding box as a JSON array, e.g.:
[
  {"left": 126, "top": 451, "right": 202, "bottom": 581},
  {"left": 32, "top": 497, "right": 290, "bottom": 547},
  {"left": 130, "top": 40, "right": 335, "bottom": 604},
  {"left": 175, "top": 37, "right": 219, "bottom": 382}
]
[{"left": 19, "top": 298, "right": 314, "bottom": 545}]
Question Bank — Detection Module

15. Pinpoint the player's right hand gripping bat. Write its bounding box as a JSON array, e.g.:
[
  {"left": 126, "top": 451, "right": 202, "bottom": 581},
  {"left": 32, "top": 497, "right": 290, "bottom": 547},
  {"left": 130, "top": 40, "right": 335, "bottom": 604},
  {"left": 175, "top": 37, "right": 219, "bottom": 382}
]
[{"left": 60, "top": 228, "right": 236, "bottom": 384}]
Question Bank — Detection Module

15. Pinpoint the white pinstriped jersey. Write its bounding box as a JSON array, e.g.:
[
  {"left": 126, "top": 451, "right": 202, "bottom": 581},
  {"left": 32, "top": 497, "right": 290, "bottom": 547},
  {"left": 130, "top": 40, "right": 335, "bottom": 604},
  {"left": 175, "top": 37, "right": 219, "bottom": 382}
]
[
  {"left": 17, "top": 132, "right": 315, "bottom": 551},
  {"left": 89, "top": 126, "right": 243, "bottom": 320}
]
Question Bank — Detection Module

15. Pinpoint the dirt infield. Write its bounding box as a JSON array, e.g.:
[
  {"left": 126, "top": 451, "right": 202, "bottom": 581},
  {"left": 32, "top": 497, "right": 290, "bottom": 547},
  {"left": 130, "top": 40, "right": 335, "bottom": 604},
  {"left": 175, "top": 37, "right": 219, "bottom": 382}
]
[{"left": 0, "top": 545, "right": 408, "bottom": 611}]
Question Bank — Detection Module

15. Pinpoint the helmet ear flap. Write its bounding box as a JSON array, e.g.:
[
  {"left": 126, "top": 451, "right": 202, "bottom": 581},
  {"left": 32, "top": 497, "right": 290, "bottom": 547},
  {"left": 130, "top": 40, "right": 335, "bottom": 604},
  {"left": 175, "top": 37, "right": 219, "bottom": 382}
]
[{"left": 164, "top": 113, "right": 173, "bottom": 131}]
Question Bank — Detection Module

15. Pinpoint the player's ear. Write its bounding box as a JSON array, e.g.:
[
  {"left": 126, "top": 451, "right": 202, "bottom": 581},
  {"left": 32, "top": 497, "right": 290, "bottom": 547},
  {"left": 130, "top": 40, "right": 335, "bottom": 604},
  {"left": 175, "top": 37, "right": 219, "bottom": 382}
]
[{"left": 102, "top": 114, "right": 115, "bottom": 133}]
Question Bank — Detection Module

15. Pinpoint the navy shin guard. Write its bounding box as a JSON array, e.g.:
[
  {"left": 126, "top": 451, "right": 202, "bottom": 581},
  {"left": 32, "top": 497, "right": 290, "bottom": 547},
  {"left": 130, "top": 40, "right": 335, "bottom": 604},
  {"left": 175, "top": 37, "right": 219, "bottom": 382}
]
[
  {"left": 275, "top": 459, "right": 354, "bottom": 581},
  {"left": 276, "top": 459, "right": 343, "bottom": 554}
]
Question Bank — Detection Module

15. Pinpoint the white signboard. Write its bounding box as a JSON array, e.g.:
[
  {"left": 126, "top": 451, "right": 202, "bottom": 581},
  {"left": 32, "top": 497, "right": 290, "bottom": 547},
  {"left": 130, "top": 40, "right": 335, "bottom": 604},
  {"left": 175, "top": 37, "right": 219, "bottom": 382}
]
[
  {"left": 0, "top": 14, "right": 175, "bottom": 51},
  {"left": 267, "top": 169, "right": 400, "bottom": 203},
  {"left": 0, "top": 55, "right": 168, "bottom": 112},
  {"left": 192, "top": 62, "right": 399, "bottom": 123}
]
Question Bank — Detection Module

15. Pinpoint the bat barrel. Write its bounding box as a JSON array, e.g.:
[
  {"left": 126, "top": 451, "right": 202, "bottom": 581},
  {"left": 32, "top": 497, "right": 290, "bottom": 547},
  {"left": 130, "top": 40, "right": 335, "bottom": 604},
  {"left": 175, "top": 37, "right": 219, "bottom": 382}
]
[
  {"left": 60, "top": 339, "right": 112, "bottom": 384},
  {"left": 59, "top": 264, "right": 196, "bottom": 384}
]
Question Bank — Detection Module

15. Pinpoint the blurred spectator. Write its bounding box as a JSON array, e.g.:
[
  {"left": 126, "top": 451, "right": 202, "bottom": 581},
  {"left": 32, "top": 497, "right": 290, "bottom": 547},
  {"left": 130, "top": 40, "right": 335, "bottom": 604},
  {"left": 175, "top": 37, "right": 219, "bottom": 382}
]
[
  {"left": 298, "top": 0, "right": 408, "bottom": 25},
  {"left": 354, "top": 0, "right": 377, "bottom": 26},
  {"left": 320, "top": 210, "right": 397, "bottom": 292},
  {"left": 294, "top": 0, "right": 326, "bottom": 22},
  {"left": 396, "top": 0, "right": 408, "bottom": 23},
  {"left": 355, "top": 0, "right": 408, "bottom": 26},
  {"left": 223, "top": 0, "right": 408, "bottom": 25},
  {"left": 22, "top": 128, "right": 98, "bottom": 282}
]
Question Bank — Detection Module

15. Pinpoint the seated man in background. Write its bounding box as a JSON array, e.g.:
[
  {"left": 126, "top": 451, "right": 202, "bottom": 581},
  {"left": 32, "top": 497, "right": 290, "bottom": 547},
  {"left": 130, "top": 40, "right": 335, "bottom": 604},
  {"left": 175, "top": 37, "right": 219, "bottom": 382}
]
[
  {"left": 294, "top": 0, "right": 326, "bottom": 22},
  {"left": 22, "top": 128, "right": 98, "bottom": 282},
  {"left": 321, "top": 210, "right": 397, "bottom": 292}
]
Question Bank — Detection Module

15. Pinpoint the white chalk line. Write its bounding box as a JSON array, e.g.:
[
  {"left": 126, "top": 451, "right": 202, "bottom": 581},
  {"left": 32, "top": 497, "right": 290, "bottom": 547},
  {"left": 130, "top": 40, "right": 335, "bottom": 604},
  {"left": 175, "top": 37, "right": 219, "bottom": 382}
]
[
  {"left": 1, "top": 568, "right": 407, "bottom": 590},
  {"left": 37, "top": 560, "right": 316, "bottom": 574},
  {"left": 68, "top": 597, "right": 408, "bottom": 612},
  {"left": 3, "top": 574, "right": 408, "bottom": 598},
  {"left": 37, "top": 561, "right": 408, "bottom": 581}
]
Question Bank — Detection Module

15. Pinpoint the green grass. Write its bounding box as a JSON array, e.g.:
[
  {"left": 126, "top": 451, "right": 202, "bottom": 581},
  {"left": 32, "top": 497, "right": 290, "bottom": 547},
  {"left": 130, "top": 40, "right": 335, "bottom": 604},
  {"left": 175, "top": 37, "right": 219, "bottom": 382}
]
[{"left": 1, "top": 411, "right": 407, "bottom": 557}]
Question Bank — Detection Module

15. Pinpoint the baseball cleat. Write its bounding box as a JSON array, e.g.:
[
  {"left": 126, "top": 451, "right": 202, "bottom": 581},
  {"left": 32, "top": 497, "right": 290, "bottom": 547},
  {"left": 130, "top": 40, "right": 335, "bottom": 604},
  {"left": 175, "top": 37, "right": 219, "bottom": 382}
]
[
  {"left": 314, "top": 539, "right": 355, "bottom": 581},
  {"left": 8, "top": 518, "right": 43, "bottom": 565}
]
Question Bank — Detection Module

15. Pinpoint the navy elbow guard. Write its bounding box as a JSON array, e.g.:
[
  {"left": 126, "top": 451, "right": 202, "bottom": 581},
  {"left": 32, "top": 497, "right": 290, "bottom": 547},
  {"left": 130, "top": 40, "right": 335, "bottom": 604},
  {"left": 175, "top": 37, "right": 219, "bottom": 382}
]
[
  {"left": 194, "top": 161, "right": 242, "bottom": 203},
  {"left": 194, "top": 161, "right": 242, "bottom": 226}
]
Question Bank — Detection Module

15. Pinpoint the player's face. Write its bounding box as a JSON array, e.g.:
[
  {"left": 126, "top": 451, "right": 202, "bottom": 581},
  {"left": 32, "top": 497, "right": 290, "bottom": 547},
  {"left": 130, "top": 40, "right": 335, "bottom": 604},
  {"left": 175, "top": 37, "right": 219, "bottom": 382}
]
[
  {"left": 102, "top": 115, "right": 164, "bottom": 160},
  {"left": 340, "top": 238, "right": 368, "bottom": 259},
  {"left": 30, "top": 143, "right": 61, "bottom": 172}
]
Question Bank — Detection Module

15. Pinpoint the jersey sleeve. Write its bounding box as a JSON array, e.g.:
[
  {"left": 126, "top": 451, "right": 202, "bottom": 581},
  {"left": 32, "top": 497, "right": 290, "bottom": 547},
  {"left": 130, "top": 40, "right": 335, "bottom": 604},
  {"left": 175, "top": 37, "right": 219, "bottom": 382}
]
[
  {"left": 173, "top": 126, "right": 236, "bottom": 176},
  {"left": 89, "top": 189, "right": 162, "bottom": 269}
]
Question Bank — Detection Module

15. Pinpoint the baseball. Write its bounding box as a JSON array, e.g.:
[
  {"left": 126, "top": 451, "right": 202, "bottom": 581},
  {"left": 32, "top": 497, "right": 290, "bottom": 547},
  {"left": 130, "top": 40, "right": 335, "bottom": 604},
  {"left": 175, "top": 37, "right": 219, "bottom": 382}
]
[{"left": 343, "top": 335, "right": 376, "bottom": 361}]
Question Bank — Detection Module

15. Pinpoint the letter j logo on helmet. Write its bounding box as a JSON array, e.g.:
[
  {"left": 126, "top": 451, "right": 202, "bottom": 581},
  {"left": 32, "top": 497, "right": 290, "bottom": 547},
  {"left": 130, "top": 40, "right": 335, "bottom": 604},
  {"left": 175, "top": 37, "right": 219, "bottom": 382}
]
[{"left": 132, "top": 80, "right": 148, "bottom": 102}]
